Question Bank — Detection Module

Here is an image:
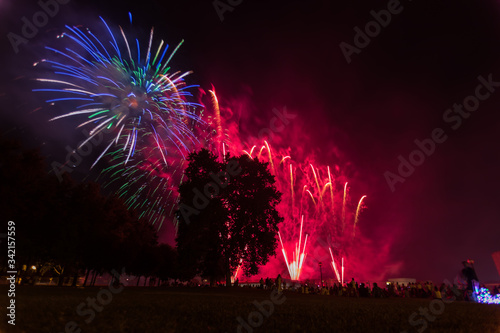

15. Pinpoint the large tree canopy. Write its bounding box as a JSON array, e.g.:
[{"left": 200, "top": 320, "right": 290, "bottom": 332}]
[{"left": 176, "top": 149, "right": 283, "bottom": 285}]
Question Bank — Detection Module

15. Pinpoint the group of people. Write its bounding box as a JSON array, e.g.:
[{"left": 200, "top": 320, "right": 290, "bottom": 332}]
[
  {"left": 252, "top": 275, "right": 500, "bottom": 301},
  {"left": 259, "top": 274, "right": 283, "bottom": 291}
]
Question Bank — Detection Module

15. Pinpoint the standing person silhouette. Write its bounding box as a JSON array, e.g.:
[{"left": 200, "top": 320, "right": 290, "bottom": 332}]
[
  {"left": 276, "top": 274, "right": 282, "bottom": 292},
  {"left": 462, "top": 260, "right": 479, "bottom": 292}
]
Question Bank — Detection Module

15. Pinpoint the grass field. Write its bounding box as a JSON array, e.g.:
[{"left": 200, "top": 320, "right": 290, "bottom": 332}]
[{"left": 1, "top": 285, "right": 500, "bottom": 333}]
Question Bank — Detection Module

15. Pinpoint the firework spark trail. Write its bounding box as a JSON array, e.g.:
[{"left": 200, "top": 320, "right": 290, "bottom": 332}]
[
  {"left": 208, "top": 89, "right": 223, "bottom": 159},
  {"left": 310, "top": 164, "right": 322, "bottom": 210},
  {"left": 278, "top": 232, "right": 291, "bottom": 274},
  {"left": 232, "top": 263, "right": 242, "bottom": 283},
  {"left": 92, "top": 153, "right": 177, "bottom": 231},
  {"left": 264, "top": 140, "right": 275, "bottom": 175},
  {"left": 329, "top": 247, "right": 341, "bottom": 282},
  {"left": 353, "top": 195, "right": 367, "bottom": 238},
  {"left": 278, "top": 216, "right": 308, "bottom": 280},
  {"left": 341, "top": 257, "right": 344, "bottom": 285},
  {"left": 327, "top": 166, "right": 334, "bottom": 214},
  {"left": 231, "top": 247, "right": 247, "bottom": 283},
  {"left": 290, "top": 164, "right": 294, "bottom": 211},
  {"left": 342, "top": 182, "right": 348, "bottom": 232}
]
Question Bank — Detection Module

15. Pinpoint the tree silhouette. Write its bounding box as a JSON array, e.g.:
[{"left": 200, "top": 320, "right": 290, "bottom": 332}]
[
  {"left": 0, "top": 135, "right": 165, "bottom": 286},
  {"left": 176, "top": 149, "right": 283, "bottom": 286},
  {"left": 154, "top": 243, "right": 178, "bottom": 284}
]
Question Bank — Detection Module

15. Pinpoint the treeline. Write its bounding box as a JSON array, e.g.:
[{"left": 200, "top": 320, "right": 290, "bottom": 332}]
[{"left": 0, "top": 136, "right": 177, "bottom": 286}]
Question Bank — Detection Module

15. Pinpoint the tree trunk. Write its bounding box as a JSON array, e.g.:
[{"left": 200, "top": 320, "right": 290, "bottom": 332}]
[
  {"left": 109, "top": 272, "right": 115, "bottom": 287},
  {"left": 91, "top": 271, "right": 98, "bottom": 286},
  {"left": 225, "top": 257, "right": 231, "bottom": 288},
  {"left": 83, "top": 269, "right": 90, "bottom": 287},
  {"left": 71, "top": 270, "right": 79, "bottom": 287},
  {"left": 57, "top": 267, "right": 66, "bottom": 287},
  {"left": 136, "top": 276, "right": 141, "bottom": 286},
  {"left": 113, "top": 271, "right": 121, "bottom": 287},
  {"left": 144, "top": 276, "right": 148, "bottom": 287}
]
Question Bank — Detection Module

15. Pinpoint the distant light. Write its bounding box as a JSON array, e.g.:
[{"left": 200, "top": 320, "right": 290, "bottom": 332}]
[
  {"left": 474, "top": 287, "right": 500, "bottom": 304},
  {"left": 31, "top": 265, "right": 36, "bottom": 270}
]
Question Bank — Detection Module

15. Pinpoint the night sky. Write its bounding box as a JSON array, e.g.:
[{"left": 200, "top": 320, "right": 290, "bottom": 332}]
[{"left": 1, "top": 0, "right": 500, "bottom": 283}]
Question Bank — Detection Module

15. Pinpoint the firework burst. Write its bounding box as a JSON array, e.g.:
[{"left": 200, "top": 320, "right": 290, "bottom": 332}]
[{"left": 34, "top": 17, "right": 203, "bottom": 169}]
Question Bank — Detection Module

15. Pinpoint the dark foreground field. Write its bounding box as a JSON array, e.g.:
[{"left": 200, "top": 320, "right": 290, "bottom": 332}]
[{"left": 1, "top": 286, "right": 500, "bottom": 333}]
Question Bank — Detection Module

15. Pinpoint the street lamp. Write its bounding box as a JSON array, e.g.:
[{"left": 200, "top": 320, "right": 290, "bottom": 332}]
[{"left": 319, "top": 262, "right": 323, "bottom": 287}]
